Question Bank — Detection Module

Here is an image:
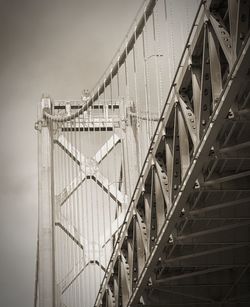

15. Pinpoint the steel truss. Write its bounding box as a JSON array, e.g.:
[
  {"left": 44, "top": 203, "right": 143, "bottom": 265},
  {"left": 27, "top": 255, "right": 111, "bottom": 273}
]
[{"left": 95, "top": 1, "right": 250, "bottom": 306}]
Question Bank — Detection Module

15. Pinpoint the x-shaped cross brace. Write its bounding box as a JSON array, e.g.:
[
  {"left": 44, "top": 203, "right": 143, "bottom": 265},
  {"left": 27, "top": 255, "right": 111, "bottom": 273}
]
[
  {"left": 55, "top": 133, "right": 128, "bottom": 206},
  {"left": 54, "top": 133, "right": 128, "bottom": 291}
]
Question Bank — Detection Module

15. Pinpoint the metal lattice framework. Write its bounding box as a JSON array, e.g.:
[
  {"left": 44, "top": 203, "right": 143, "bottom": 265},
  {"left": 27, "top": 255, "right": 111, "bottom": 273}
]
[
  {"left": 95, "top": 0, "right": 250, "bottom": 306},
  {"left": 35, "top": 0, "right": 250, "bottom": 307}
]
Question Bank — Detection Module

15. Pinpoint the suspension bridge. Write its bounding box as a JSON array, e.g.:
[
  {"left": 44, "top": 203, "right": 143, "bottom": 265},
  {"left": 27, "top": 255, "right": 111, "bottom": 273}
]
[{"left": 35, "top": 0, "right": 250, "bottom": 306}]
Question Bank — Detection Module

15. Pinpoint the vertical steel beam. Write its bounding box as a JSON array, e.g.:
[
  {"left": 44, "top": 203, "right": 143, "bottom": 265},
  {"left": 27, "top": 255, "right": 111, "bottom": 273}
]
[
  {"left": 177, "top": 107, "right": 191, "bottom": 179},
  {"left": 37, "top": 97, "right": 55, "bottom": 307},
  {"left": 198, "top": 24, "right": 212, "bottom": 138},
  {"left": 208, "top": 24, "right": 222, "bottom": 106}
]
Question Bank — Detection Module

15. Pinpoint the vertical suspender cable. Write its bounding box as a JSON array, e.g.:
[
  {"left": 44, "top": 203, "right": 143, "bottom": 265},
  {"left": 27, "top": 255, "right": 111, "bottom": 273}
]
[
  {"left": 73, "top": 115, "right": 80, "bottom": 307},
  {"left": 169, "top": 1, "right": 176, "bottom": 75},
  {"left": 103, "top": 78, "right": 113, "bottom": 256},
  {"left": 142, "top": 26, "right": 151, "bottom": 147},
  {"left": 50, "top": 116, "right": 57, "bottom": 307},
  {"left": 69, "top": 117, "right": 74, "bottom": 306},
  {"left": 117, "top": 57, "right": 127, "bottom": 200},
  {"left": 62, "top": 120, "right": 69, "bottom": 306},
  {"left": 90, "top": 101, "right": 98, "bottom": 301},
  {"left": 96, "top": 90, "right": 104, "bottom": 287},
  {"left": 163, "top": 0, "right": 173, "bottom": 90},
  {"left": 110, "top": 67, "right": 120, "bottom": 246},
  {"left": 66, "top": 118, "right": 71, "bottom": 305},
  {"left": 68, "top": 118, "right": 74, "bottom": 306},
  {"left": 97, "top": 87, "right": 108, "bottom": 274},
  {"left": 89, "top": 104, "right": 97, "bottom": 306},
  {"left": 79, "top": 109, "right": 88, "bottom": 306},
  {"left": 152, "top": 9, "right": 163, "bottom": 116},
  {"left": 58, "top": 120, "right": 63, "bottom": 305},
  {"left": 132, "top": 28, "right": 143, "bottom": 173},
  {"left": 72, "top": 116, "right": 78, "bottom": 307},
  {"left": 61, "top": 120, "right": 67, "bottom": 305},
  {"left": 55, "top": 121, "right": 61, "bottom": 303},
  {"left": 144, "top": 7, "right": 154, "bottom": 140},
  {"left": 124, "top": 40, "right": 133, "bottom": 197},
  {"left": 84, "top": 108, "right": 91, "bottom": 306}
]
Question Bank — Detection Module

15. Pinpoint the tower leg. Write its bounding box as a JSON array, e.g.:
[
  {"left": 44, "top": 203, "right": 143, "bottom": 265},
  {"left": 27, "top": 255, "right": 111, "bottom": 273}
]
[{"left": 37, "top": 98, "right": 55, "bottom": 307}]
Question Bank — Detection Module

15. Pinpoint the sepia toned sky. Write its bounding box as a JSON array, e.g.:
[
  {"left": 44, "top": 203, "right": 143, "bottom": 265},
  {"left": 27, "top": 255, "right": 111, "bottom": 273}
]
[{"left": 0, "top": 1, "right": 144, "bottom": 306}]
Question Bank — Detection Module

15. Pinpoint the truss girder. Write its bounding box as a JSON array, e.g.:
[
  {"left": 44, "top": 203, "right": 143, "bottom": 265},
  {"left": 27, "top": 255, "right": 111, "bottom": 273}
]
[{"left": 96, "top": 1, "right": 250, "bottom": 306}]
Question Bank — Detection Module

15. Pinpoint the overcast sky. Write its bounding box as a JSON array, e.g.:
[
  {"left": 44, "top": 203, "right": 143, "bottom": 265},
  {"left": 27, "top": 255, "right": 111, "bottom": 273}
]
[{"left": 0, "top": 1, "right": 144, "bottom": 306}]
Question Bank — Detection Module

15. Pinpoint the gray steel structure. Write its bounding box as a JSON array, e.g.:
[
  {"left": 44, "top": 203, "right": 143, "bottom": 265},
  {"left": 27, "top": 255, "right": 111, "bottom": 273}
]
[
  {"left": 95, "top": 0, "right": 250, "bottom": 306},
  {"left": 36, "top": 0, "right": 250, "bottom": 306}
]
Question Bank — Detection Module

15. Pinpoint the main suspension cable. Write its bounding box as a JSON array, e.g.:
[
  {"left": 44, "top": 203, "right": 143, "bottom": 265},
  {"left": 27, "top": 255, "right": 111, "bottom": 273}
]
[{"left": 43, "top": 0, "right": 157, "bottom": 123}]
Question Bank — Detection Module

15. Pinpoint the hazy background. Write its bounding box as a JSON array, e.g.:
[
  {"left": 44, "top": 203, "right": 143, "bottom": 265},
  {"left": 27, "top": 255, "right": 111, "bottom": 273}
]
[{"left": 0, "top": 1, "right": 144, "bottom": 306}]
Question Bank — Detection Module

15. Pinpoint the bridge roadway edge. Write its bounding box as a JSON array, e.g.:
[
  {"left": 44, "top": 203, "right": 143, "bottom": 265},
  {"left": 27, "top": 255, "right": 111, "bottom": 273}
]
[{"left": 94, "top": 6, "right": 250, "bottom": 307}]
